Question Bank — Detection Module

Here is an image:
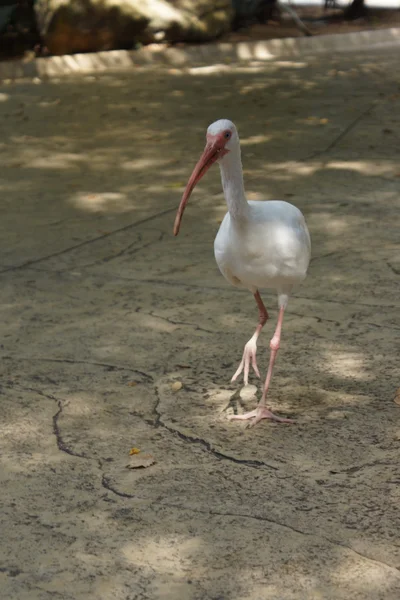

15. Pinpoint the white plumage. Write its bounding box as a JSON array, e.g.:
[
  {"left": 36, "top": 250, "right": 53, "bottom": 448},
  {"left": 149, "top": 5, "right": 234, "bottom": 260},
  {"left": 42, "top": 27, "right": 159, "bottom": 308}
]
[
  {"left": 174, "top": 119, "right": 311, "bottom": 427},
  {"left": 215, "top": 200, "right": 310, "bottom": 299}
]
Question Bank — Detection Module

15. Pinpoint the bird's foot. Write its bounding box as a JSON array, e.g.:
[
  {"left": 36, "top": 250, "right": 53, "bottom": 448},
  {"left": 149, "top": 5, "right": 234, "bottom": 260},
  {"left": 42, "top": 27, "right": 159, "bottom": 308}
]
[
  {"left": 231, "top": 339, "right": 260, "bottom": 385},
  {"left": 228, "top": 405, "right": 295, "bottom": 427}
]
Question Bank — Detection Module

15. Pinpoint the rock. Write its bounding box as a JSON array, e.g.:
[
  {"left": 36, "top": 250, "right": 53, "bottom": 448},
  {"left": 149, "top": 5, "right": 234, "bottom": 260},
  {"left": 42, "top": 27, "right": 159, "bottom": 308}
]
[
  {"left": 34, "top": 0, "right": 233, "bottom": 56},
  {"left": 34, "top": 0, "right": 149, "bottom": 55}
]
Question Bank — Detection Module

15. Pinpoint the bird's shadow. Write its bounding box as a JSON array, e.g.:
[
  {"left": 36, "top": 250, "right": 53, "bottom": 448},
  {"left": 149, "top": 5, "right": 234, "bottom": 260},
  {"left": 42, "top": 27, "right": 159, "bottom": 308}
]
[{"left": 222, "top": 385, "right": 259, "bottom": 416}]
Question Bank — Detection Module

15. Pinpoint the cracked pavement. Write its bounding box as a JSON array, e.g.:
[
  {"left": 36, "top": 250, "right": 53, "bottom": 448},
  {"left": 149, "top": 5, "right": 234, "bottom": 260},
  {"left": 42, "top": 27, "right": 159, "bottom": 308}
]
[{"left": 0, "top": 46, "right": 400, "bottom": 599}]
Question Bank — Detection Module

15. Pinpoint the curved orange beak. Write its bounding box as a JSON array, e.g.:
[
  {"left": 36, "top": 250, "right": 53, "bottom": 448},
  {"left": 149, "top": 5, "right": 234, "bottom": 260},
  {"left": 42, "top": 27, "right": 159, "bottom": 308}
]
[{"left": 173, "top": 138, "right": 227, "bottom": 236}]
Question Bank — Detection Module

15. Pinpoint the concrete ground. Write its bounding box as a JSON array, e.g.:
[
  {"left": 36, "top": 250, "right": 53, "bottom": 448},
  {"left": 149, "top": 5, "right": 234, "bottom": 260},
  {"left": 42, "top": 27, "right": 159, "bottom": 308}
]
[{"left": 0, "top": 45, "right": 399, "bottom": 600}]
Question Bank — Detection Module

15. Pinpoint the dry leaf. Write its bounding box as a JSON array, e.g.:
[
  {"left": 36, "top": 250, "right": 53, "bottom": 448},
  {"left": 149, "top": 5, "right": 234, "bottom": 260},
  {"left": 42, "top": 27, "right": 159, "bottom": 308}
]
[
  {"left": 127, "top": 381, "right": 138, "bottom": 387},
  {"left": 394, "top": 388, "right": 400, "bottom": 406},
  {"left": 126, "top": 453, "right": 155, "bottom": 469},
  {"left": 129, "top": 447, "right": 140, "bottom": 455},
  {"left": 176, "top": 364, "right": 191, "bottom": 369},
  {"left": 171, "top": 381, "right": 183, "bottom": 392}
]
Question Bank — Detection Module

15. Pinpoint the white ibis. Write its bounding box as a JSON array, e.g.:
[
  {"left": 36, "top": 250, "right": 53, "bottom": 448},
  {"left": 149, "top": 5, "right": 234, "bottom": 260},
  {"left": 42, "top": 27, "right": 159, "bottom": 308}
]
[{"left": 174, "top": 120, "right": 311, "bottom": 427}]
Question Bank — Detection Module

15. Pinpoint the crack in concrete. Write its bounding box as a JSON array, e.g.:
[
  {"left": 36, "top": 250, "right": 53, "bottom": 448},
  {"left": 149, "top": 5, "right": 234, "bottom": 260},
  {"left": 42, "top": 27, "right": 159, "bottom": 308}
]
[
  {"left": 52, "top": 396, "right": 89, "bottom": 459},
  {"left": 19, "top": 385, "right": 148, "bottom": 501},
  {"left": 2, "top": 356, "right": 153, "bottom": 381},
  {"left": 0, "top": 207, "right": 177, "bottom": 274},
  {"left": 156, "top": 502, "right": 399, "bottom": 573},
  {"left": 289, "top": 311, "right": 341, "bottom": 327},
  {"left": 0, "top": 566, "right": 23, "bottom": 577},
  {"left": 288, "top": 312, "right": 400, "bottom": 332},
  {"left": 307, "top": 100, "right": 379, "bottom": 160},
  {"left": 94, "top": 486, "right": 400, "bottom": 575},
  {"left": 18, "top": 385, "right": 400, "bottom": 576},
  {"left": 102, "top": 231, "right": 165, "bottom": 263},
  {"left": 101, "top": 474, "right": 136, "bottom": 499},
  {"left": 140, "top": 308, "right": 214, "bottom": 335},
  {"left": 21, "top": 266, "right": 400, "bottom": 312},
  {"left": 32, "top": 585, "right": 74, "bottom": 599},
  {"left": 145, "top": 385, "right": 278, "bottom": 470},
  {"left": 330, "top": 459, "right": 397, "bottom": 475},
  {"left": 168, "top": 504, "right": 309, "bottom": 536},
  {"left": 191, "top": 507, "right": 400, "bottom": 574},
  {"left": 387, "top": 261, "right": 400, "bottom": 276},
  {"left": 23, "top": 387, "right": 90, "bottom": 460},
  {"left": 328, "top": 539, "right": 400, "bottom": 574},
  {"left": 79, "top": 230, "right": 166, "bottom": 269},
  {"left": 68, "top": 273, "right": 400, "bottom": 311}
]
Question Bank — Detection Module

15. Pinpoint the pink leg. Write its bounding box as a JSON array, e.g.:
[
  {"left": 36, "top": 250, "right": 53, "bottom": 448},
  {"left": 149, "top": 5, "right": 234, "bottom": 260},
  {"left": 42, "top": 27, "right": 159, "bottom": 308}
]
[
  {"left": 229, "top": 306, "right": 294, "bottom": 426},
  {"left": 231, "top": 291, "right": 268, "bottom": 385}
]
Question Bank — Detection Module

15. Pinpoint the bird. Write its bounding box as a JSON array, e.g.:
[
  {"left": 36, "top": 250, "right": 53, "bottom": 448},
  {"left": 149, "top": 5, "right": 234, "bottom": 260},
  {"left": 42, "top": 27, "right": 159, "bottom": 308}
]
[{"left": 173, "top": 119, "right": 311, "bottom": 427}]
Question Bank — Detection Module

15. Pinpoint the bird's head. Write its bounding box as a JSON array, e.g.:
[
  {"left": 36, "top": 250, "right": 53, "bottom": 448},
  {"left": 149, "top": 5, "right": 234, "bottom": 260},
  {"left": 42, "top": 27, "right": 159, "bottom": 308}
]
[{"left": 173, "top": 119, "right": 238, "bottom": 236}]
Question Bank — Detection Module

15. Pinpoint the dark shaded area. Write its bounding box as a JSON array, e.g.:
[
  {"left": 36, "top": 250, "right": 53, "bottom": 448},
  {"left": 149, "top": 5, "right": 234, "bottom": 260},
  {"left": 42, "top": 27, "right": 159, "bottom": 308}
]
[
  {"left": 1, "top": 0, "right": 400, "bottom": 61},
  {"left": 0, "top": 0, "right": 41, "bottom": 60},
  {"left": 344, "top": 0, "right": 368, "bottom": 19}
]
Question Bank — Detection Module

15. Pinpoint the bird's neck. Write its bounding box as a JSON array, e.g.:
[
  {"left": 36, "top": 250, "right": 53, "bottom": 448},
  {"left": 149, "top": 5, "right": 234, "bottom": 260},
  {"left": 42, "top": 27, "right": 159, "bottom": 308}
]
[{"left": 218, "top": 148, "right": 249, "bottom": 221}]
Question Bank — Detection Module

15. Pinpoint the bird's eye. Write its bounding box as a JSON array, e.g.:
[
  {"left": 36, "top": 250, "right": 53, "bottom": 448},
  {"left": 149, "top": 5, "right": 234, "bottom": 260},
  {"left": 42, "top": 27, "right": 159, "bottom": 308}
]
[{"left": 224, "top": 131, "right": 231, "bottom": 140}]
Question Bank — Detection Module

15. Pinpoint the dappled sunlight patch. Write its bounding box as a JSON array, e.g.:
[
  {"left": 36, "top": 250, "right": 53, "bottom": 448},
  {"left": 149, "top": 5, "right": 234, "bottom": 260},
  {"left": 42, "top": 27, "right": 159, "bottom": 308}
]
[
  {"left": 324, "top": 350, "right": 372, "bottom": 382},
  {"left": 187, "top": 62, "right": 281, "bottom": 76},
  {"left": 62, "top": 392, "right": 96, "bottom": 416},
  {"left": 135, "top": 313, "right": 177, "bottom": 333},
  {"left": 121, "top": 158, "right": 173, "bottom": 172},
  {"left": 27, "top": 152, "right": 85, "bottom": 169},
  {"left": 326, "top": 408, "right": 356, "bottom": 420},
  {"left": 146, "top": 184, "right": 173, "bottom": 194},
  {"left": 334, "top": 554, "right": 397, "bottom": 591},
  {"left": 187, "top": 64, "right": 227, "bottom": 75},
  {"left": 38, "top": 98, "right": 61, "bottom": 108},
  {"left": 247, "top": 191, "right": 265, "bottom": 201},
  {"left": 122, "top": 536, "right": 201, "bottom": 574},
  {"left": 91, "top": 343, "right": 133, "bottom": 361},
  {"left": 240, "top": 134, "right": 272, "bottom": 146},
  {"left": 286, "top": 163, "right": 318, "bottom": 177},
  {"left": 238, "top": 81, "right": 269, "bottom": 95},
  {"left": 1, "top": 415, "right": 45, "bottom": 447},
  {"left": 260, "top": 161, "right": 319, "bottom": 180},
  {"left": 274, "top": 61, "right": 308, "bottom": 69},
  {"left": 300, "top": 115, "right": 332, "bottom": 126},
  {"left": 326, "top": 160, "right": 397, "bottom": 177},
  {"left": 236, "top": 42, "right": 275, "bottom": 61},
  {"left": 309, "top": 212, "right": 350, "bottom": 234},
  {"left": 0, "top": 454, "right": 43, "bottom": 475},
  {"left": 74, "top": 510, "right": 111, "bottom": 536},
  {"left": 0, "top": 399, "right": 69, "bottom": 461},
  {"left": 218, "top": 313, "right": 245, "bottom": 329},
  {"left": 202, "top": 388, "right": 233, "bottom": 411},
  {"left": 70, "top": 191, "right": 130, "bottom": 213}
]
